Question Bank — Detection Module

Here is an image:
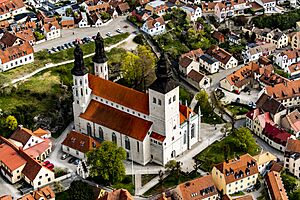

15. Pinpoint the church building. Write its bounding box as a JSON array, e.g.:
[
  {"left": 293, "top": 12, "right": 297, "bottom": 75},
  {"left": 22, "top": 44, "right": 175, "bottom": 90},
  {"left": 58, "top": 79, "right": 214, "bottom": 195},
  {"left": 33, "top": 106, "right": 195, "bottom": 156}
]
[{"left": 71, "top": 33, "right": 201, "bottom": 165}]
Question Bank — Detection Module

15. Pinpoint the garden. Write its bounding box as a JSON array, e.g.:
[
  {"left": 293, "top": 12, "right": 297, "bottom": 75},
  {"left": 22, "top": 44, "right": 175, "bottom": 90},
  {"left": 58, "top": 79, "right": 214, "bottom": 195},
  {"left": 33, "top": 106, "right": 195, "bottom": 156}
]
[{"left": 225, "top": 103, "right": 251, "bottom": 116}]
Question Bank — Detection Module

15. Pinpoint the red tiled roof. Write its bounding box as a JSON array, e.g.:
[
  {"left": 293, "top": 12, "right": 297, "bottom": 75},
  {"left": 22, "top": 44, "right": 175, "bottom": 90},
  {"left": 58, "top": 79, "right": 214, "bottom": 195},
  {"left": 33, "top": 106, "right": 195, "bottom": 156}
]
[
  {"left": 15, "top": 29, "right": 35, "bottom": 43},
  {"left": 24, "top": 139, "right": 52, "bottom": 159},
  {"left": 0, "top": 143, "right": 26, "bottom": 171},
  {"left": 0, "top": 0, "right": 25, "bottom": 16},
  {"left": 43, "top": 21, "right": 60, "bottom": 32},
  {"left": 88, "top": 74, "right": 149, "bottom": 114},
  {"left": 10, "top": 127, "right": 34, "bottom": 146},
  {"left": 80, "top": 100, "right": 152, "bottom": 141},
  {"left": 187, "top": 70, "right": 205, "bottom": 83},
  {"left": 99, "top": 189, "right": 133, "bottom": 200},
  {"left": 265, "top": 171, "right": 288, "bottom": 200},
  {"left": 150, "top": 131, "right": 165, "bottom": 142},
  {"left": 179, "top": 104, "right": 193, "bottom": 124},
  {"left": 263, "top": 123, "right": 292, "bottom": 146},
  {"left": 33, "top": 128, "right": 49, "bottom": 138},
  {"left": 265, "top": 79, "right": 300, "bottom": 100},
  {"left": 179, "top": 56, "right": 193, "bottom": 68},
  {"left": 285, "top": 139, "right": 300, "bottom": 153},
  {"left": 0, "top": 195, "right": 12, "bottom": 200},
  {"left": 62, "top": 131, "right": 100, "bottom": 153},
  {"left": 0, "top": 42, "right": 34, "bottom": 64},
  {"left": 145, "top": 16, "right": 165, "bottom": 29}
]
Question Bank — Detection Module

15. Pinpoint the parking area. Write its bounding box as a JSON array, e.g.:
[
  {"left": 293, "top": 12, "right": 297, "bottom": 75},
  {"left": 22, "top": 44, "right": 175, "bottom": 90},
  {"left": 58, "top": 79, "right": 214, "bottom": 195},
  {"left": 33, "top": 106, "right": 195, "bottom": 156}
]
[{"left": 219, "top": 87, "right": 260, "bottom": 106}]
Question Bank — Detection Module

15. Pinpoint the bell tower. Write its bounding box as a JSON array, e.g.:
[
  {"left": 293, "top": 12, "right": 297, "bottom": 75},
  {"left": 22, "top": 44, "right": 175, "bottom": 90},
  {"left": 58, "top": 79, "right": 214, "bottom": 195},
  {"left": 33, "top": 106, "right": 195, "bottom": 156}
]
[
  {"left": 93, "top": 32, "right": 108, "bottom": 80},
  {"left": 71, "top": 44, "right": 92, "bottom": 131}
]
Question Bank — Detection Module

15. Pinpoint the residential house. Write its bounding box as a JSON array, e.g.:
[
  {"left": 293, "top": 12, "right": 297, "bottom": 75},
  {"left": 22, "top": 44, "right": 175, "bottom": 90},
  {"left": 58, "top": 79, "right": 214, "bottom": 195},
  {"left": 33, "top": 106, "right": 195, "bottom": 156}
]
[
  {"left": 132, "top": 8, "right": 151, "bottom": 22},
  {"left": 250, "top": 28, "right": 288, "bottom": 49},
  {"left": 77, "top": 12, "right": 89, "bottom": 28},
  {"left": 253, "top": 152, "right": 276, "bottom": 174},
  {"left": 284, "top": 139, "right": 300, "bottom": 178},
  {"left": 256, "top": 0, "right": 276, "bottom": 13},
  {"left": 42, "top": 21, "right": 61, "bottom": 40},
  {"left": 15, "top": 29, "right": 36, "bottom": 46},
  {"left": 0, "top": 0, "right": 26, "bottom": 21},
  {"left": 187, "top": 70, "right": 211, "bottom": 90},
  {"left": 141, "top": 17, "right": 166, "bottom": 36},
  {"left": 262, "top": 123, "right": 293, "bottom": 152},
  {"left": 180, "top": 48, "right": 203, "bottom": 61},
  {"left": 288, "top": 63, "right": 300, "bottom": 80},
  {"left": 219, "top": 63, "right": 256, "bottom": 93},
  {"left": 87, "top": 3, "right": 109, "bottom": 15},
  {"left": 172, "top": 175, "right": 219, "bottom": 200},
  {"left": 265, "top": 171, "right": 288, "bottom": 200},
  {"left": 117, "top": 2, "right": 130, "bottom": 15},
  {"left": 289, "top": 32, "right": 300, "bottom": 50},
  {"left": 199, "top": 53, "right": 220, "bottom": 74},
  {"left": 274, "top": 49, "right": 300, "bottom": 72},
  {"left": 212, "top": 31, "right": 225, "bottom": 43},
  {"left": 233, "top": 0, "right": 250, "bottom": 16},
  {"left": 98, "top": 189, "right": 133, "bottom": 200},
  {"left": 145, "top": 0, "right": 168, "bottom": 16},
  {"left": 211, "top": 154, "right": 259, "bottom": 195},
  {"left": 181, "top": 5, "right": 202, "bottom": 22},
  {"left": 258, "top": 72, "right": 289, "bottom": 87},
  {"left": 0, "top": 31, "right": 23, "bottom": 48},
  {"left": 62, "top": 131, "right": 100, "bottom": 159},
  {"left": 228, "top": 34, "right": 241, "bottom": 45},
  {"left": 179, "top": 56, "right": 199, "bottom": 75},
  {"left": 0, "top": 137, "right": 55, "bottom": 188},
  {"left": 9, "top": 126, "right": 52, "bottom": 161},
  {"left": 139, "top": 0, "right": 150, "bottom": 6},
  {"left": 281, "top": 109, "right": 300, "bottom": 138},
  {"left": 0, "top": 195, "right": 12, "bottom": 200},
  {"left": 18, "top": 186, "right": 55, "bottom": 200},
  {"left": 242, "top": 43, "right": 276, "bottom": 63},
  {"left": 89, "top": 13, "right": 103, "bottom": 27},
  {"left": 223, "top": 195, "right": 253, "bottom": 200},
  {"left": 0, "top": 42, "right": 34, "bottom": 72},
  {"left": 207, "top": 46, "right": 238, "bottom": 70},
  {"left": 61, "top": 17, "right": 75, "bottom": 29},
  {"left": 262, "top": 79, "right": 300, "bottom": 109},
  {"left": 201, "top": 2, "right": 216, "bottom": 14},
  {"left": 214, "top": 2, "right": 234, "bottom": 22}
]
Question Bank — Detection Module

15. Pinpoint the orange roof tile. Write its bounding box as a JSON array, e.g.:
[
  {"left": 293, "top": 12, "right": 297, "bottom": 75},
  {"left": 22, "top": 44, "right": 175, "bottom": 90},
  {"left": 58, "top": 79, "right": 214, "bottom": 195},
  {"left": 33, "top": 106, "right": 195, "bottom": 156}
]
[
  {"left": 24, "top": 139, "right": 52, "bottom": 159},
  {"left": 33, "top": 128, "right": 49, "bottom": 138},
  {"left": 15, "top": 29, "right": 35, "bottom": 43},
  {"left": 98, "top": 189, "right": 133, "bottom": 200},
  {"left": 10, "top": 127, "right": 34, "bottom": 146},
  {"left": 265, "top": 171, "right": 288, "bottom": 200},
  {"left": 88, "top": 74, "right": 149, "bottom": 114},
  {"left": 43, "top": 21, "right": 60, "bottom": 32},
  {"left": 150, "top": 131, "right": 165, "bottom": 142},
  {"left": 0, "top": 0, "right": 25, "bottom": 16},
  {"left": 0, "top": 143, "right": 26, "bottom": 171},
  {"left": 265, "top": 79, "right": 300, "bottom": 100},
  {"left": 0, "top": 195, "right": 12, "bottom": 200},
  {"left": 214, "top": 154, "right": 259, "bottom": 184},
  {"left": 145, "top": 16, "right": 165, "bottom": 29},
  {"left": 285, "top": 139, "right": 300, "bottom": 153},
  {"left": 80, "top": 100, "right": 152, "bottom": 141},
  {"left": 0, "top": 42, "right": 34, "bottom": 64},
  {"left": 62, "top": 131, "right": 100, "bottom": 153}
]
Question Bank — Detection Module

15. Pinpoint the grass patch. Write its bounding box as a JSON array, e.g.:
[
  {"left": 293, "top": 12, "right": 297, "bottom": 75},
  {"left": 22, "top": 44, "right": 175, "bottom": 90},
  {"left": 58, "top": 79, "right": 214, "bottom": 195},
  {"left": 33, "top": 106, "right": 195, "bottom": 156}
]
[
  {"left": 142, "top": 174, "right": 157, "bottom": 186},
  {"left": 194, "top": 132, "right": 260, "bottom": 172},
  {"left": 225, "top": 103, "right": 250, "bottom": 116},
  {"left": 274, "top": 67, "right": 289, "bottom": 79},
  {"left": 111, "top": 175, "right": 135, "bottom": 195},
  {"left": 144, "top": 171, "right": 201, "bottom": 196},
  {"left": 56, "top": 190, "right": 69, "bottom": 200},
  {"left": 2, "top": 33, "right": 130, "bottom": 83}
]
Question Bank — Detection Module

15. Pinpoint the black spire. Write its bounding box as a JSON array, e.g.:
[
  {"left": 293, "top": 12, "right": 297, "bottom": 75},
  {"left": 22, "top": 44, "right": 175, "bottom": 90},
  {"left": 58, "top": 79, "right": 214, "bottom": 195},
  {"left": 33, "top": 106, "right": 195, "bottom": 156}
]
[
  {"left": 149, "top": 54, "right": 178, "bottom": 94},
  {"left": 93, "top": 32, "right": 108, "bottom": 64},
  {"left": 71, "top": 44, "right": 88, "bottom": 76}
]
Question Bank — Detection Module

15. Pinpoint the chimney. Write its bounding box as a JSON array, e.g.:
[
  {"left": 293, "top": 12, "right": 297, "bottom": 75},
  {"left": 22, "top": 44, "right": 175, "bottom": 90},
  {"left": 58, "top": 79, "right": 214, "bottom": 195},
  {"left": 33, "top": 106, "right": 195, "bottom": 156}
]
[{"left": 18, "top": 124, "right": 23, "bottom": 129}]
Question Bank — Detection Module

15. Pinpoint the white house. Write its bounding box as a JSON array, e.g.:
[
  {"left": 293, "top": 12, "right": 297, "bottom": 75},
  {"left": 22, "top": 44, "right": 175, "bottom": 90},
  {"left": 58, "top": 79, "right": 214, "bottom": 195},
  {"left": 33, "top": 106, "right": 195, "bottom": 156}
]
[
  {"left": 207, "top": 46, "right": 238, "bottom": 70},
  {"left": 78, "top": 12, "right": 89, "bottom": 28},
  {"left": 89, "top": 13, "right": 103, "bottom": 27},
  {"left": 256, "top": 0, "right": 276, "bottom": 13},
  {"left": 187, "top": 70, "right": 211, "bottom": 90},
  {"left": 0, "top": 42, "right": 34, "bottom": 72},
  {"left": 42, "top": 21, "right": 61, "bottom": 40},
  {"left": 145, "top": 0, "right": 167, "bottom": 16},
  {"left": 141, "top": 17, "right": 166, "bottom": 36},
  {"left": 253, "top": 152, "right": 277, "bottom": 174},
  {"left": 199, "top": 53, "right": 219, "bottom": 74},
  {"left": 62, "top": 131, "right": 100, "bottom": 159},
  {"left": 284, "top": 139, "right": 300, "bottom": 178},
  {"left": 214, "top": 2, "right": 234, "bottom": 22},
  {"left": 274, "top": 50, "right": 300, "bottom": 72},
  {"left": 0, "top": 0, "right": 26, "bottom": 21},
  {"left": 181, "top": 5, "right": 202, "bottom": 22},
  {"left": 71, "top": 33, "right": 201, "bottom": 166},
  {"left": 179, "top": 56, "right": 199, "bottom": 75}
]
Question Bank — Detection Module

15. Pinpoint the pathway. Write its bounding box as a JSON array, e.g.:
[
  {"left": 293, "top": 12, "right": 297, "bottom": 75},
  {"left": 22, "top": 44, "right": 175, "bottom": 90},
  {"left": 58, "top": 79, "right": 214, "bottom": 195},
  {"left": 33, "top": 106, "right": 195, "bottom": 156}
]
[{"left": 8, "top": 34, "right": 136, "bottom": 86}]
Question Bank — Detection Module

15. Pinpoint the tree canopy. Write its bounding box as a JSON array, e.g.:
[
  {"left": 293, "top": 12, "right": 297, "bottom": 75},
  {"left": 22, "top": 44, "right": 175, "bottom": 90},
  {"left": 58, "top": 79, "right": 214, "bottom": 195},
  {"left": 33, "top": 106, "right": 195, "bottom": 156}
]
[
  {"left": 5, "top": 115, "right": 17, "bottom": 130},
  {"left": 68, "top": 180, "right": 95, "bottom": 200},
  {"left": 87, "top": 141, "right": 126, "bottom": 184}
]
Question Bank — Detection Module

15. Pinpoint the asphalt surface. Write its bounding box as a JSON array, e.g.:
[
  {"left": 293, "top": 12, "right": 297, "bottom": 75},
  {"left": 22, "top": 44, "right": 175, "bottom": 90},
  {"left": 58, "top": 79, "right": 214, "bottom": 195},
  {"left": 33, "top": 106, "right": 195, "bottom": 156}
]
[{"left": 33, "top": 16, "right": 136, "bottom": 52}]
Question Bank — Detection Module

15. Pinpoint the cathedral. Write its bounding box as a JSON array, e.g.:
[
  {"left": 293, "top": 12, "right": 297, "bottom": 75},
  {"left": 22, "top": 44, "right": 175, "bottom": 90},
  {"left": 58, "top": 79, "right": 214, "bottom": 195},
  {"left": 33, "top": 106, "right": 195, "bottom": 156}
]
[{"left": 71, "top": 33, "right": 201, "bottom": 165}]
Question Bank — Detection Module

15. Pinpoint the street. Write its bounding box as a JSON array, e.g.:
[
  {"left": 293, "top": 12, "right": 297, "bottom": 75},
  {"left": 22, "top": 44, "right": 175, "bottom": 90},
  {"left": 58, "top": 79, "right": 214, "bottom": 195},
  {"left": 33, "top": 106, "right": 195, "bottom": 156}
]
[{"left": 33, "top": 16, "right": 137, "bottom": 52}]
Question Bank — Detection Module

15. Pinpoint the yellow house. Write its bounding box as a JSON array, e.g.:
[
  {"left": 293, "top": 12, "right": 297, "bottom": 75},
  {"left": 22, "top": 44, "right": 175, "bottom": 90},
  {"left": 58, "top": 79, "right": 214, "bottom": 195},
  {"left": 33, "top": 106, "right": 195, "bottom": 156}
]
[
  {"left": 211, "top": 154, "right": 259, "bottom": 195},
  {"left": 253, "top": 152, "right": 276, "bottom": 174}
]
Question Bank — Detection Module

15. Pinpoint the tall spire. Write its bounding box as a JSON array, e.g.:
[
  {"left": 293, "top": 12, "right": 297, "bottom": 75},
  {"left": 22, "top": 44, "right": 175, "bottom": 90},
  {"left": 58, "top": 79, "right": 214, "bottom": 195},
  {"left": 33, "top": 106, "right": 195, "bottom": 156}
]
[
  {"left": 149, "top": 54, "right": 178, "bottom": 94},
  {"left": 93, "top": 32, "right": 108, "bottom": 64},
  {"left": 71, "top": 44, "right": 88, "bottom": 76}
]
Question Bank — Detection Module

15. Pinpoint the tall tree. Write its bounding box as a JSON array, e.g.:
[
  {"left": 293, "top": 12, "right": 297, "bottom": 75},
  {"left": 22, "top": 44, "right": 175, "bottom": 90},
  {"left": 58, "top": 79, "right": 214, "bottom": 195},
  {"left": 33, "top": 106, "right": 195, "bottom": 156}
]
[
  {"left": 5, "top": 115, "right": 17, "bottom": 131},
  {"left": 165, "top": 160, "right": 182, "bottom": 184},
  {"left": 229, "top": 127, "right": 257, "bottom": 155},
  {"left": 68, "top": 180, "right": 95, "bottom": 200},
  {"left": 87, "top": 141, "right": 126, "bottom": 184}
]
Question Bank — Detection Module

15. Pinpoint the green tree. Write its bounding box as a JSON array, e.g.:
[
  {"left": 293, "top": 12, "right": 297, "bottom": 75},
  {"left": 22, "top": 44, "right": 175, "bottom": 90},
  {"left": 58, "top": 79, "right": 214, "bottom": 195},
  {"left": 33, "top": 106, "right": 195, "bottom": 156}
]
[
  {"left": 34, "top": 31, "right": 45, "bottom": 41},
  {"left": 53, "top": 181, "right": 64, "bottom": 193},
  {"left": 65, "top": 8, "right": 73, "bottom": 17},
  {"left": 100, "top": 12, "right": 111, "bottom": 20},
  {"left": 281, "top": 172, "right": 297, "bottom": 194},
  {"left": 5, "top": 115, "right": 17, "bottom": 130},
  {"left": 68, "top": 180, "right": 95, "bottom": 200},
  {"left": 196, "top": 90, "right": 212, "bottom": 114},
  {"left": 87, "top": 141, "right": 126, "bottom": 184},
  {"left": 165, "top": 160, "right": 182, "bottom": 184}
]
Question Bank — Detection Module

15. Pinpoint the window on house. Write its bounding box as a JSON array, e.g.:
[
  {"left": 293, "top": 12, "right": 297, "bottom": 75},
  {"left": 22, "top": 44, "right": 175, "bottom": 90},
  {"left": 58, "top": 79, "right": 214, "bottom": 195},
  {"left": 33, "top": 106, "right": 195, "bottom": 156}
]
[
  {"left": 153, "top": 97, "right": 156, "bottom": 104},
  {"left": 158, "top": 99, "right": 161, "bottom": 105},
  {"left": 87, "top": 123, "right": 92, "bottom": 136},
  {"left": 184, "top": 133, "right": 186, "bottom": 144},
  {"left": 112, "top": 132, "right": 117, "bottom": 144},
  {"left": 125, "top": 136, "right": 130, "bottom": 150},
  {"left": 173, "top": 95, "right": 176, "bottom": 102},
  {"left": 99, "top": 127, "right": 104, "bottom": 141},
  {"left": 137, "top": 141, "right": 139, "bottom": 152},
  {"left": 169, "top": 98, "right": 171, "bottom": 104},
  {"left": 191, "top": 124, "right": 195, "bottom": 138}
]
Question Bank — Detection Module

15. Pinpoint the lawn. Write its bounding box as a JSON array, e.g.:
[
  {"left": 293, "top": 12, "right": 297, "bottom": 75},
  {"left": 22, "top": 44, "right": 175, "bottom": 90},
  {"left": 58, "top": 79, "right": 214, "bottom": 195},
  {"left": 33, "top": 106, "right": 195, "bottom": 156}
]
[
  {"left": 194, "top": 133, "right": 261, "bottom": 172},
  {"left": 225, "top": 103, "right": 250, "bottom": 116},
  {"left": 144, "top": 171, "right": 201, "bottom": 196},
  {"left": 1, "top": 33, "right": 130, "bottom": 84}
]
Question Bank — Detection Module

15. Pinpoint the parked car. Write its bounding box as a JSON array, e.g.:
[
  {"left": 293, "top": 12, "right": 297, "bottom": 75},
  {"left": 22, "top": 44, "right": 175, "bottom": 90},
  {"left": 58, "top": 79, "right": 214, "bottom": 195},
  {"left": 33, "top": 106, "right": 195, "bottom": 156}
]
[
  {"left": 106, "top": 32, "right": 112, "bottom": 37},
  {"left": 73, "top": 158, "right": 80, "bottom": 165},
  {"left": 68, "top": 157, "right": 76, "bottom": 163},
  {"left": 116, "top": 28, "right": 123, "bottom": 33},
  {"left": 64, "top": 43, "right": 69, "bottom": 48},
  {"left": 46, "top": 163, "right": 54, "bottom": 170},
  {"left": 57, "top": 46, "right": 62, "bottom": 51},
  {"left": 47, "top": 49, "right": 53, "bottom": 54},
  {"left": 61, "top": 153, "right": 69, "bottom": 160},
  {"left": 69, "top": 42, "right": 74, "bottom": 47},
  {"left": 52, "top": 47, "right": 58, "bottom": 52},
  {"left": 43, "top": 160, "right": 50, "bottom": 166}
]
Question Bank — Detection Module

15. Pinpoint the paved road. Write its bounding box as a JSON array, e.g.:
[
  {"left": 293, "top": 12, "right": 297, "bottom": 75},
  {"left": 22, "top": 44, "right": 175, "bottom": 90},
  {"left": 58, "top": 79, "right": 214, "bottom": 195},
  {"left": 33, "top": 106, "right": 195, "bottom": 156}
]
[
  {"left": 0, "top": 175, "right": 21, "bottom": 198},
  {"left": 33, "top": 16, "right": 136, "bottom": 52},
  {"left": 253, "top": 135, "right": 284, "bottom": 161}
]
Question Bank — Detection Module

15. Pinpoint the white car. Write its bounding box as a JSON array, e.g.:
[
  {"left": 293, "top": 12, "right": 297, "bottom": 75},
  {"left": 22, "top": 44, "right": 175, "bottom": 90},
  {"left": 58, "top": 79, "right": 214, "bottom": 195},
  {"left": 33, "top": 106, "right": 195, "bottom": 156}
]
[
  {"left": 106, "top": 32, "right": 112, "bottom": 37},
  {"left": 116, "top": 28, "right": 123, "bottom": 33}
]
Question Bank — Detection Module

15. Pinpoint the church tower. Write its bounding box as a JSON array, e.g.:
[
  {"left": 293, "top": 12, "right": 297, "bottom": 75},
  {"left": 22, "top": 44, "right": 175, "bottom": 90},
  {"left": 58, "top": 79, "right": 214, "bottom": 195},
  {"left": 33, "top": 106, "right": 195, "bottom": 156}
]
[
  {"left": 93, "top": 32, "right": 108, "bottom": 80},
  {"left": 148, "top": 54, "right": 180, "bottom": 137},
  {"left": 71, "top": 44, "right": 92, "bottom": 131}
]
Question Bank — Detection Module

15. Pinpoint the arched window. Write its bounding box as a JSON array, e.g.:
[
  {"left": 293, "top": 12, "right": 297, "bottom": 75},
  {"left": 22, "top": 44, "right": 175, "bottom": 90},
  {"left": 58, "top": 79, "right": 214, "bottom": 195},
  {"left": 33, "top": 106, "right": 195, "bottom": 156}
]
[
  {"left": 112, "top": 132, "right": 117, "bottom": 144},
  {"left": 87, "top": 123, "right": 92, "bottom": 136},
  {"left": 184, "top": 133, "right": 186, "bottom": 144},
  {"left": 99, "top": 127, "right": 104, "bottom": 141},
  {"left": 79, "top": 79, "right": 82, "bottom": 85},
  {"left": 81, "top": 88, "right": 83, "bottom": 96},
  {"left": 191, "top": 124, "right": 195, "bottom": 138},
  {"left": 125, "top": 136, "right": 130, "bottom": 150}
]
